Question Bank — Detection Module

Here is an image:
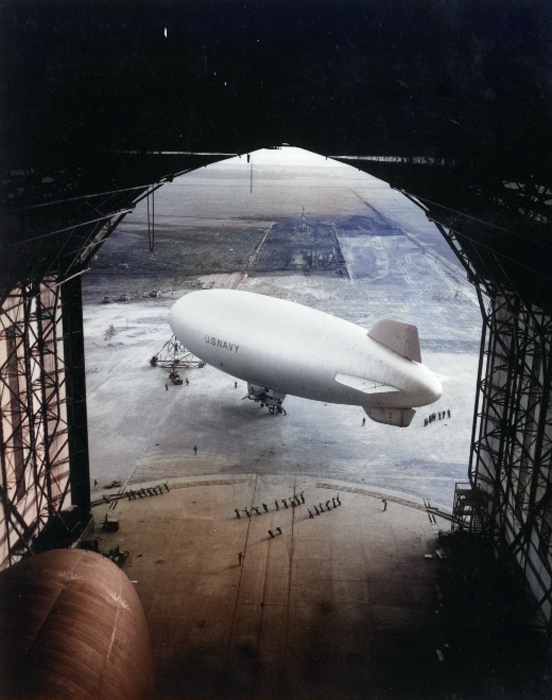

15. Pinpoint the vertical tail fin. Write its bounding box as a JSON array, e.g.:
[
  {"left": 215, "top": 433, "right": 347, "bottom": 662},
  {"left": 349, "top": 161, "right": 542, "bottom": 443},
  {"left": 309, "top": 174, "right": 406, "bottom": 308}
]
[{"left": 368, "top": 320, "right": 421, "bottom": 363}]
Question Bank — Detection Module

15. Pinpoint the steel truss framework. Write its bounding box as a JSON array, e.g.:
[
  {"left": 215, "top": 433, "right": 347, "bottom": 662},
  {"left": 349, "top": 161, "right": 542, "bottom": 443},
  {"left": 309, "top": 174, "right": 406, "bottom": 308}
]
[
  {"left": 435, "top": 221, "right": 552, "bottom": 632},
  {"left": 0, "top": 161, "right": 196, "bottom": 569},
  {"left": 0, "top": 275, "right": 84, "bottom": 568},
  {"left": 1, "top": 154, "right": 230, "bottom": 307},
  {"left": 152, "top": 335, "right": 205, "bottom": 373}
]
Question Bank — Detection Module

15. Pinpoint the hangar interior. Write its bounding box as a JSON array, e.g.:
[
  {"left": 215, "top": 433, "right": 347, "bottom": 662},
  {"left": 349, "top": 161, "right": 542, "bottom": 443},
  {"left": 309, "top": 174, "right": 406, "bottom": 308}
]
[{"left": 1, "top": 1, "right": 552, "bottom": 697}]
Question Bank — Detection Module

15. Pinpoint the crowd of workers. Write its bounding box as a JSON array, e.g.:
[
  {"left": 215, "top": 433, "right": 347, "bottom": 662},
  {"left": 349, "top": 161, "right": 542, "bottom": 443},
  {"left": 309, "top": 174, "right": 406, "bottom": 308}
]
[{"left": 424, "top": 409, "right": 451, "bottom": 427}]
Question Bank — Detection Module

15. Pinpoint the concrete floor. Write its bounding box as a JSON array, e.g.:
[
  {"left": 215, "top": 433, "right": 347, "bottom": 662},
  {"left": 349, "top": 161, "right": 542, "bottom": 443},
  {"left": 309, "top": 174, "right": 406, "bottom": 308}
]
[
  {"left": 83, "top": 148, "right": 483, "bottom": 698},
  {"left": 95, "top": 475, "right": 450, "bottom": 700}
]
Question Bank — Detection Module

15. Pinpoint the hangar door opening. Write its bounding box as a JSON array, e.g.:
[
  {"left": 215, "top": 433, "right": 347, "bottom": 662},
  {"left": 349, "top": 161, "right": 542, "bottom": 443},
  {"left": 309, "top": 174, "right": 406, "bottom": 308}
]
[{"left": 82, "top": 147, "right": 481, "bottom": 511}]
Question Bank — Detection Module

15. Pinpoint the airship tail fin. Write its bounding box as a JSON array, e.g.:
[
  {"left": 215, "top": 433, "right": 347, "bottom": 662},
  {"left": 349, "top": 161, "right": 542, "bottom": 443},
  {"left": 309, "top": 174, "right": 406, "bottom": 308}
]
[
  {"left": 363, "top": 406, "right": 416, "bottom": 427},
  {"left": 335, "top": 373, "right": 400, "bottom": 395},
  {"left": 368, "top": 320, "right": 421, "bottom": 363}
]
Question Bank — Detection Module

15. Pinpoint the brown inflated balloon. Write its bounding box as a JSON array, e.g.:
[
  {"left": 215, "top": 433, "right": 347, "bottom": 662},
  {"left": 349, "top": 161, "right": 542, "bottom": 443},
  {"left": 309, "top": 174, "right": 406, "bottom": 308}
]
[{"left": 0, "top": 549, "right": 154, "bottom": 699}]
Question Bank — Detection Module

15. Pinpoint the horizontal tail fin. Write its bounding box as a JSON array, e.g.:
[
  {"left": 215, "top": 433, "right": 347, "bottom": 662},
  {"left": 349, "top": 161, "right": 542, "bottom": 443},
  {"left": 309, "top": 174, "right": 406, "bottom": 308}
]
[
  {"left": 368, "top": 320, "right": 421, "bottom": 363},
  {"left": 363, "top": 406, "right": 415, "bottom": 427},
  {"left": 335, "top": 373, "right": 400, "bottom": 395}
]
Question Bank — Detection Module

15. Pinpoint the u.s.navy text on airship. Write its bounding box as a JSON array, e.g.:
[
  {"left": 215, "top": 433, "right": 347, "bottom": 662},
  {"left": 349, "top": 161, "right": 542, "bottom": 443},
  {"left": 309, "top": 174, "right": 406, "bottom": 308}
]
[{"left": 204, "top": 336, "right": 240, "bottom": 353}]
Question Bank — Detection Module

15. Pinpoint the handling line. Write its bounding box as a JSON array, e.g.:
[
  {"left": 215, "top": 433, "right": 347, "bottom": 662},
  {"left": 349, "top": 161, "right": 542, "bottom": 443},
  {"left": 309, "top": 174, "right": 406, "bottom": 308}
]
[
  {"left": 223, "top": 474, "right": 258, "bottom": 678},
  {"left": 251, "top": 478, "right": 281, "bottom": 693},
  {"left": 283, "top": 475, "right": 297, "bottom": 688}
]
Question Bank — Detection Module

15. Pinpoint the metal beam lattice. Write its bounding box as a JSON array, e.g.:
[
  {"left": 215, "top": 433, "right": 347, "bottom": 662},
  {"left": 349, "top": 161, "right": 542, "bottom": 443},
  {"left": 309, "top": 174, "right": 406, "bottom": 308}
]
[
  {"left": 0, "top": 277, "right": 72, "bottom": 568},
  {"left": 472, "top": 294, "right": 552, "bottom": 630},
  {"left": 434, "top": 221, "right": 552, "bottom": 633}
]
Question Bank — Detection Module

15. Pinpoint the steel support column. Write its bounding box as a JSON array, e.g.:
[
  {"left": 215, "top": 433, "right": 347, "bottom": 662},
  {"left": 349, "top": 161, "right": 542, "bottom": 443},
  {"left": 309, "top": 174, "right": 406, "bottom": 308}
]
[{"left": 61, "top": 275, "right": 90, "bottom": 513}]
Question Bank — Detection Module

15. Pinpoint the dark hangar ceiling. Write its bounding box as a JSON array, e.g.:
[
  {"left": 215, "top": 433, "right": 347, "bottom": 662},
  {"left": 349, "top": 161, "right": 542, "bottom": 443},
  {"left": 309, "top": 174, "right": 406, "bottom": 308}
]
[
  {"left": 1, "top": 0, "right": 552, "bottom": 309},
  {"left": 3, "top": 0, "right": 552, "bottom": 167}
]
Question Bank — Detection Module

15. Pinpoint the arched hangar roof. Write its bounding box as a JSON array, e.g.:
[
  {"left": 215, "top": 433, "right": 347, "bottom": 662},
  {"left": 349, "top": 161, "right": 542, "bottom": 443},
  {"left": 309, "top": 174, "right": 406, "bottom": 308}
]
[{"left": 1, "top": 0, "right": 551, "bottom": 310}]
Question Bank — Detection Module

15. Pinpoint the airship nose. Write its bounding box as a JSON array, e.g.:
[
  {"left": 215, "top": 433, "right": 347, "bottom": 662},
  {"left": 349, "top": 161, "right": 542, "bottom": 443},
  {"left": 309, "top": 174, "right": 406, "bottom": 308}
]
[
  {"left": 412, "top": 364, "right": 442, "bottom": 407},
  {"left": 424, "top": 368, "right": 443, "bottom": 404},
  {"left": 429, "top": 373, "right": 443, "bottom": 402}
]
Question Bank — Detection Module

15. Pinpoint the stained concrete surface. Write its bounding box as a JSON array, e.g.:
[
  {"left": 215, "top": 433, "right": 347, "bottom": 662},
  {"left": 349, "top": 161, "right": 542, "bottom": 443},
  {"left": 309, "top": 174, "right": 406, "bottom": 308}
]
[
  {"left": 96, "top": 475, "right": 451, "bottom": 700},
  {"left": 83, "top": 148, "right": 483, "bottom": 698}
]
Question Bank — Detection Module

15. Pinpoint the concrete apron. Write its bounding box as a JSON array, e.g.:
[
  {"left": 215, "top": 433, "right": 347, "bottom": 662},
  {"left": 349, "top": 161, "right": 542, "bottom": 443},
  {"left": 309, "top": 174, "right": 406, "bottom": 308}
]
[{"left": 94, "top": 474, "right": 449, "bottom": 699}]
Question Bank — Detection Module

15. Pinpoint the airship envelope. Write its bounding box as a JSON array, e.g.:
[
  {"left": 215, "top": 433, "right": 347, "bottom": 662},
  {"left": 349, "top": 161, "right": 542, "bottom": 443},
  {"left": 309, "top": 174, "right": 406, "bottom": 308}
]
[{"left": 169, "top": 289, "right": 442, "bottom": 427}]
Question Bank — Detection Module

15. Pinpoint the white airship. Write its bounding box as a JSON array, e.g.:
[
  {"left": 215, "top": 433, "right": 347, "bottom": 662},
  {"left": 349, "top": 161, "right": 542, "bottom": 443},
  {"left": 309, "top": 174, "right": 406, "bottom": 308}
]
[{"left": 169, "top": 289, "right": 442, "bottom": 427}]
